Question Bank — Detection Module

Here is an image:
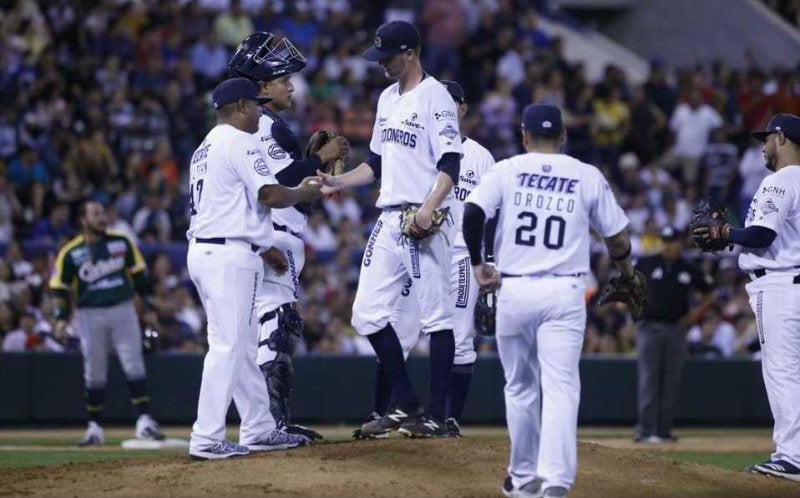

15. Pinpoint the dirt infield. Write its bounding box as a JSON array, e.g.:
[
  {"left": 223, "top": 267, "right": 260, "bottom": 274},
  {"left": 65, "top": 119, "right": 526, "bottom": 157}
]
[{"left": 1, "top": 431, "right": 798, "bottom": 498}]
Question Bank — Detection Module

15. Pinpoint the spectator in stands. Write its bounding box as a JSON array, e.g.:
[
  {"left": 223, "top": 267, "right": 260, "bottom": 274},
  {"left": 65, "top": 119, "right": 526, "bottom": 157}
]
[
  {"left": 304, "top": 211, "right": 338, "bottom": 253},
  {"left": 591, "top": 84, "right": 630, "bottom": 174},
  {"left": 214, "top": 0, "right": 255, "bottom": 48},
  {"left": 420, "top": 0, "right": 466, "bottom": 79},
  {"left": 687, "top": 306, "right": 736, "bottom": 358},
  {"left": 738, "top": 138, "right": 769, "bottom": 221},
  {"left": 1, "top": 307, "right": 63, "bottom": 353},
  {"left": 29, "top": 203, "right": 73, "bottom": 247},
  {"left": 189, "top": 31, "right": 229, "bottom": 84},
  {"left": 132, "top": 192, "right": 172, "bottom": 243}
]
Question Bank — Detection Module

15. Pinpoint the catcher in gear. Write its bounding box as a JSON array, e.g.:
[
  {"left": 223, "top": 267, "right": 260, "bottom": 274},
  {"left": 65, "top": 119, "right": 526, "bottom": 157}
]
[
  {"left": 689, "top": 198, "right": 733, "bottom": 253},
  {"left": 229, "top": 32, "right": 349, "bottom": 442}
]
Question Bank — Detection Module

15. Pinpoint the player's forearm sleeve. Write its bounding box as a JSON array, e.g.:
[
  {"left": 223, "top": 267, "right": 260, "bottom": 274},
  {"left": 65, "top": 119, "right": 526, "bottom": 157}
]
[
  {"left": 484, "top": 211, "right": 499, "bottom": 262},
  {"left": 463, "top": 202, "right": 486, "bottom": 266},
  {"left": 366, "top": 152, "right": 382, "bottom": 179},
  {"left": 729, "top": 226, "right": 777, "bottom": 248},
  {"left": 275, "top": 156, "right": 323, "bottom": 187},
  {"left": 436, "top": 152, "right": 460, "bottom": 185}
]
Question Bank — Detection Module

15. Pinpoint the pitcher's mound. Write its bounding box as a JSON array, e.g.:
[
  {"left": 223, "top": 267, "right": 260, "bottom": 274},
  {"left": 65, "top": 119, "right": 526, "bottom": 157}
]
[{"left": 3, "top": 437, "right": 797, "bottom": 497}]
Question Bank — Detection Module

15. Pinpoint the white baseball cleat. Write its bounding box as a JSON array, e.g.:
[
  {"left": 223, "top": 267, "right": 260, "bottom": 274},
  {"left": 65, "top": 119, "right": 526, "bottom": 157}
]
[
  {"left": 189, "top": 440, "right": 250, "bottom": 460},
  {"left": 78, "top": 421, "right": 105, "bottom": 447},
  {"left": 244, "top": 428, "right": 308, "bottom": 452},
  {"left": 135, "top": 414, "right": 166, "bottom": 441},
  {"left": 502, "top": 475, "right": 543, "bottom": 498}
]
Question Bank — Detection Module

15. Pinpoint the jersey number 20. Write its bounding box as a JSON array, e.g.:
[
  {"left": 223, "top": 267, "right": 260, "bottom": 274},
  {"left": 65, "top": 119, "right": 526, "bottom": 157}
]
[
  {"left": 515, "top": 211, "right": 565, "bottom": 249},
  {"left": 189, "top": 179, "right": 204, "bottom": 216}
]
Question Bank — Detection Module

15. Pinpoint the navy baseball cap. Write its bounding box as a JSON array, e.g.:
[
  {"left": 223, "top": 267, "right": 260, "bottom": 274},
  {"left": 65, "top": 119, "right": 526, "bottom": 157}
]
[
  {"left": 660, "top": 225, "right": 680, "bottom": 241},
  {"left": 751, "top": 113, "right": 800, "bottom": 144},
  {"left": 522, "top": 103, "right": 563, "bottom": 136},
  {"left": 363, "top": 21, "right": 420, "bottom": 61},
  {"left": 212, "top": 77, "right": 272, "bottom": 109},
  {"left": 441, "top": 80, "right": 466, "bottom": 104}
]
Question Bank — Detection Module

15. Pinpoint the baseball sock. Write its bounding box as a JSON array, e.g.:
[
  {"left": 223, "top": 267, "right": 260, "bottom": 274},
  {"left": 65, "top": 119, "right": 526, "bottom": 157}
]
[
  {"left": 429, "top": 330, "right": 455, "bottom": 420},
  {"left": 447, "top": 362, "right": 474, "bottom": 421},
  {"left": 86, "top": 387, "right": 104, "bottom": 423},
  {"left": 127, "top": 378, "right": 151, "bottom": 415},
  {"left": 372, "top": 361, "right": 392, "bottom": 416},
  {"left": 367, "top": 324, "right": 419, "bottom": 410}
]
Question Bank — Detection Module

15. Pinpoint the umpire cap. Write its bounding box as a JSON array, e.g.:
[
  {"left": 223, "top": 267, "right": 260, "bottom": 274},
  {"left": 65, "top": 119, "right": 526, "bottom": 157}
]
[
  {"left": 363, "top": 21, "right": 420, "bottom": 61},
  {"left": 751, "top": 113, "right": 800, "bottom": 145}
]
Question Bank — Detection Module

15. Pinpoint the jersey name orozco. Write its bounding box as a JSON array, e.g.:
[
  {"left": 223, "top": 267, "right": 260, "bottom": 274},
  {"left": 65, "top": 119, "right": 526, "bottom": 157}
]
[
  {"left": 466, "top": 152, "right": 629, "bottom": 276},
  {"left": 370, "top": 76, "right": 464, "bottom": 208}
]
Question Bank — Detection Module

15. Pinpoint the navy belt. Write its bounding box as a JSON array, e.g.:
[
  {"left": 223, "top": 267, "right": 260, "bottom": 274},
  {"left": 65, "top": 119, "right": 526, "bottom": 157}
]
[
  {"left": 273, "top": 223, "right": 302, "bottom": 239},
  {"left": 195, "top": 237, "right": 260, "bottom": 253},
  {"left": 501, "top": 272, "right": 585, "bottom": 278},
  {"left": 750, "top": 266, "right": 800, "bottom": 283},
  {"left": 259, "top": 303, "right": 296, "bottom": 325},
  {"left": 383, "top": 203, "right": 421, "bottom": 212}
]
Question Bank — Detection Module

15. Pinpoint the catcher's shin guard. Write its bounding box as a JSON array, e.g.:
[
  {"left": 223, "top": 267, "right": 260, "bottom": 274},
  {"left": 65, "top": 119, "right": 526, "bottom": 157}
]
[{"left": 258, "top": 304, "right": 302, "bottom": 427}]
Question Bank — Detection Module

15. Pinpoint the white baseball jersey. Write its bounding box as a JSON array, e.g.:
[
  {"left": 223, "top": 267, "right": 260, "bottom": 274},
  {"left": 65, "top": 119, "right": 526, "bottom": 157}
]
[
  {"left": 467, "top": 152, "right": 629, "bottom": 276},
  {"left": 453, "top": 137, "right": 495, "bottom": 250},
  {"left": 739, "top": 165, "right": 800, "bottom": 272},
  {"left": 186, "top": 124, "right": 278, "bottom": 248},
  {"left": 370, "top": 76, "right": 463, "bottom": 207},
  {"left": 254, "top": 112, "right": 307, "bottom": 234}
]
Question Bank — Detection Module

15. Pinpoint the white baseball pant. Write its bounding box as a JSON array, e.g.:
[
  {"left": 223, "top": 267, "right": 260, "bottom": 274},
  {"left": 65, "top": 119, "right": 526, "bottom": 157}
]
[
  {"left": 496, "top": 275, "right": 586, "bottom": 492},
  {"left": 187, "top": 239, "right": 275, "bottom": 449},
  {"left": 352, "top": 209, "right": 454, "bottom": 336},
  {"left": 391, "top": 249, "right": 478, "bottom": 364},
  {"left": 746, "top": 271, "right": 800, "bottom": 468}
]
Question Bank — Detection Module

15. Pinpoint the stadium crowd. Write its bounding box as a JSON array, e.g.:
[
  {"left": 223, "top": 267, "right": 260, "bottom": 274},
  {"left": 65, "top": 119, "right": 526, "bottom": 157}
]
[{"left": 0, "top": 0, "right": 797, "bottom": 359}]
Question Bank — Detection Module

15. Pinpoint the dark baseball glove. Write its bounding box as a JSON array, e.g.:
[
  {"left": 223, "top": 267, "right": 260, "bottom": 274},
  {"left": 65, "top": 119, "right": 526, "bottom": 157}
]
[
  {"left": 306, "top": 129, "right": 345, "bottom": 176},
  {"left": 596, "top": 269, "right": 648, "bottom": 320},
  {"left": 690, "top": 198, "right": 732, "bottom": 253},
  {"left": 400, "top": 206, "right": 450, "bottom": 240},
  {"left": 474, "top": 290, "right": 496, "bottom": 336}
]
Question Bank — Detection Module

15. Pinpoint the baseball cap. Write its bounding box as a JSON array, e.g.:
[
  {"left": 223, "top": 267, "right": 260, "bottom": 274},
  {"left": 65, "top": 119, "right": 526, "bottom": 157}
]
[
  {"left": 212, "top": 77, "right": 272, "bottom": 109},
  {"left": 660, "top": 225, "right": 680, "bottom": 241},
  {"left": 750, "top": 113, "right": 800, "bottom": 144},
  {"left": 521, "top": 103, "right": 564, "bottom": 136},
  {"left": 441, "top": 80, "right": 466, "bottom": 104},
  {"left": 363, "top": 21, "right": 420, "bottom": 61}
]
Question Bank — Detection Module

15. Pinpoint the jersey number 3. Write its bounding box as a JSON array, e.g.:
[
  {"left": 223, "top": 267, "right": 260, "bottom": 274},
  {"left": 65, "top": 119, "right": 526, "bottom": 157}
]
[
  {"left": 515, "top": 211, "right": 566, "bottom": 249},
  {"left": 189, "top": 179, "right": 204, "bottom": 216}
]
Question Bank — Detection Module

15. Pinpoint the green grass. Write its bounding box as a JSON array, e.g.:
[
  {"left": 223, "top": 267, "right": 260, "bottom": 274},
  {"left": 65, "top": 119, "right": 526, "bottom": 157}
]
[
  {"left": 0, "top": 450, "right": 183, "bottom": 469},
  {"left": 653, "top": 451, "right": 767, "bottom": 471}
]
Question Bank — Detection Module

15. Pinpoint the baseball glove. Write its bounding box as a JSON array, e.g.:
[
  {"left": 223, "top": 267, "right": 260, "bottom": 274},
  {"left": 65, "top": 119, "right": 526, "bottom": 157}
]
[
  {"left": 596, "top": 269, "right": 648, "bottom": 320},
  {"left": 306, "top": 129, "right": 345, "bottom": 176},
  {"left": 689, "top": 198, "right": 732, "bottom": 253},
  {"left": 400, "top": 206, "right": 450, "bottom": 240},
  {"left": 474, "top": 290, "right": 496, "bottom": 336}
]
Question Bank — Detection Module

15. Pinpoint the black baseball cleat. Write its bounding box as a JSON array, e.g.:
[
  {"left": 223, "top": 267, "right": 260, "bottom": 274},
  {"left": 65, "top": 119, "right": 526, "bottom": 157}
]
[
  {"left": 356, "top": 407, "right": 423, "bottom": 439},
  {"left": 398, "top": 412, "right": 448, "bottom": 438},
  {"left": 283, "top": 423, "right": 323, "bottom": 442},
  {"left": 749, "top": 459, "right": 800, "bottom": 481},
  {"left": 445, "top": 417, "right": 463, "bottom": 438},
  {"left": 353, "top": 412, "right": 389, "bottom": 440}
]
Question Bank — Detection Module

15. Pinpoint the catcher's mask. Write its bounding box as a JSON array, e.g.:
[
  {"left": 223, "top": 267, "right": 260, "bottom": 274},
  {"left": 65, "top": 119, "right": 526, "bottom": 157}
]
[{"left": 228, "top": 32, "right": 307, "bottom": 82}]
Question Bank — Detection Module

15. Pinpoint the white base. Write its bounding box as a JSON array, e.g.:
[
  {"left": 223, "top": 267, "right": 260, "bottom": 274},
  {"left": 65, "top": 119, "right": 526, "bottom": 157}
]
[{"left": 121, "top": 438, "right": 190, "bottom": 450}]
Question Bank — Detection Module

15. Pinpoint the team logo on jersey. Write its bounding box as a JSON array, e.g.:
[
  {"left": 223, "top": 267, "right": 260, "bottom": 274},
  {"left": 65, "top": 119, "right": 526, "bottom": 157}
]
[
  {"left": 381, "top": 128, "right": 417, "bottom": 148},
  {"left": 401, "top": 113, "right": 425, "bottom": 130},
  {"left": 268, "top": 143, "right": 287, "bottom": 160},
  {"left": 106, "top": 240, "right": 127, "bottom": 257},
  {"left": 762, "top": 185, "right": 786, "bottom": 197},
  {"left": 459, "top": 171, "right": 477, "bottom": 187},
  {"left": 434, "top": 110, "right": 456, "bottom": 121},
  {"left": 439, "top": 124, "right": 458, "bottom": 140},
  {"left": 78, "top": 256, "right": 125, "bottom": 283},
  {"left": 542, "top": 164, "right": 552, "bottom": 173},
  {"left": 761, "top": 199, "right": 779, "bottom": 215},
  {"left": 254, "top": 158, "right": 272, "bottom": 176}
]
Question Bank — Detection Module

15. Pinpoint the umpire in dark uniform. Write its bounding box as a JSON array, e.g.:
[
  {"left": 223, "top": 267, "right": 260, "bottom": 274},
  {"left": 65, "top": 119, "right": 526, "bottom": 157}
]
[{"left": 634, "top": 226, "right": 714, "bottom": 443}]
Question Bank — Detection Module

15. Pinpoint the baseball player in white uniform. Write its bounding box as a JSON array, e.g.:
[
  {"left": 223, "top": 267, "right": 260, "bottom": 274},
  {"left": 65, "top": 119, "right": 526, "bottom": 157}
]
[
  {"left": 186, "top": 78, "right": 321, "bottom": 460},
  {"left": 318, "top": 21, "right": 463, "bottom": 438},
  {"left": 228, "top": 32, "right": 349, "bottom": 442},
  {"left": 693, "top": 113, "right": 800, "bottom": 482},
  {"left": 463, "top": 104, "right": 635, "bottom": 497},
  {"left": 375, "top": 80, "right": 495, "bottom": 438}
]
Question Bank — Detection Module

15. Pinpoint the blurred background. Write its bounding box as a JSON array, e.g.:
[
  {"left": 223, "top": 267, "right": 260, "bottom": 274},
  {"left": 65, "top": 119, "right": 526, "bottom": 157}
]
[{"left": 1, "top": 0, "right": 798, "bottom": 362}]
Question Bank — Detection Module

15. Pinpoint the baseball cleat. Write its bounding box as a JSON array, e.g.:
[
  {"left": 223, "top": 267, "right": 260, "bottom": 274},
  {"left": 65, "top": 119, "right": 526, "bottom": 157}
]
[
  {"left": 189, "top": 440, "right": 250, "bottom": 460},
  {"left": 283, "top": 423, "right": 323, "bottom": 442},
  {"left": 749, "top": 459, "right": 800, "bottom": 481},
  {"left": 78, "top": 421, "right": 105, "bottom": 447},
  {"left": 135, "top": 414, "right": 166, "bottom": 441},
  {"left": 245, "top": 428, "right": 308, "bottom": 452},
  {"left": 398, "top": 412, "right": 448, "bottom": 438},
  {"left": 353, "top": 412, "right": 390, "bottom": 440},
  {"left": 502, "top": 475, "right": 542, "bottom": 498},
  {"left": 359, "top": 407, "right": 423, "bottom": 438},
  {"left": 542, "top": 486, "right": 568, "bottom": 497},
  {"left": 444, "top": 417, "right": 463, "bottom": 438}
]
